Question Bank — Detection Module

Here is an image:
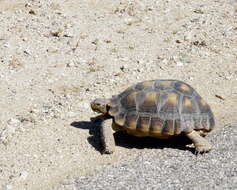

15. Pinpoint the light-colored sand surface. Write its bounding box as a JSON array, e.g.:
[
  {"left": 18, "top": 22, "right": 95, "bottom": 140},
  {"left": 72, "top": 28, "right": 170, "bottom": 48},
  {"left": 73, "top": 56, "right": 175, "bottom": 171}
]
[{"left": 0, "top": 0, "right": 236, "bottom": 189}]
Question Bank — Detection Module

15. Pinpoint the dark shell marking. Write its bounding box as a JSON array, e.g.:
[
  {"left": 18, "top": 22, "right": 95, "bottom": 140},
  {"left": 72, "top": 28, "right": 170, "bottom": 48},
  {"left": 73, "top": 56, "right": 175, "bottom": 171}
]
[{"left": 109, "top": 80, "right": 215, "bottom": 138}]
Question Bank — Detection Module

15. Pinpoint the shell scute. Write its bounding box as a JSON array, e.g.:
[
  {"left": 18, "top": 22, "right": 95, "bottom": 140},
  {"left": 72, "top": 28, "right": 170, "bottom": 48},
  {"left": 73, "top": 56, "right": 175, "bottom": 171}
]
[
  {"left": 154, "top": 80, "right": 175, "bottom": 90},
  {"left": 135, "top": 81, "right": 154, "bottom": 90},
  {"left": 149, "top": 117, "right": 163, "bottom": 134},
  {"left": 136, "top": 115, "right": 150, "bottom": 133},
  {"left": 174, "top": 81, "right": 194, "bottom": 97},
  {"left": 124, "top": 113, "right": 138, "bottom": 130},
  {"left": 137, "top": 91, "right": 158, "bottom": 113},
  {"left": 161, "top": 120, "right": 175, "bottom": 135},
  {"left": 120, "top": 91, "right": 137, "bottom": 110},
  {"left": 159, "top": 92, "right": 179, "bottom": 114}
]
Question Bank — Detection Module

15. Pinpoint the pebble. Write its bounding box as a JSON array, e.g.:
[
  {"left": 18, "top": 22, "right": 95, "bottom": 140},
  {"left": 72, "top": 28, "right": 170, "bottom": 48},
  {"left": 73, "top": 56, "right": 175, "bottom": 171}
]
[
  {"left": 179, "top": 55, "right": 191, "bottom": 64},
  {"left": 67, "top": 111, "right": 79, "bottom": 118},
  {"left": 184, "top": 32, "right": 193, "bottom": 41},
  {"left": 66, "top": 61, "right": 75, "bottom": 68},
  {"left": 3, "top": 42, "right": 10, "bottom": 48},
  {"left": 18, "top": 171, "right": 29, "bottom": 181},
  {"left": 2, "top": 184, "right": 13, "bottom": 190},
  {"left": 176, "top": 61, "right": 184, "bottom": 66},
  {"left": 48, "top": 79, "right": 54, "bottom": 84},
  {"left": 0, "top": 123, "right": 23, "bottom": 145},
  {"left": 78, "top": 102, "right": 90, "bottom": 110},
  {"left": 30, "top": 108, "right": 41, "bottom": 114},
  {"left": 7, "top": 118, "right": 21, "bottom": 126}
]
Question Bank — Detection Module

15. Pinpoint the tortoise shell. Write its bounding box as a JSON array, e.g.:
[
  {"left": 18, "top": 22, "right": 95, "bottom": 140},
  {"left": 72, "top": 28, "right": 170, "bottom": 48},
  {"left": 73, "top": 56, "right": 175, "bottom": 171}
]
[{"left": 108, "top": 80, "right": 215, "bottom": 138}]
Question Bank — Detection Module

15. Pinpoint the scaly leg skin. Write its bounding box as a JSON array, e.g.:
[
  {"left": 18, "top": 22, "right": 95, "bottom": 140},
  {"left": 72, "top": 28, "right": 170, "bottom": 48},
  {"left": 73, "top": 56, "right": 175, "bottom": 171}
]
[
  {"left": 100, "top": 118, "right": 115, "bottom": 154},
  {"left": 185, "top": 130, "right": 212, "bottom": 153}
]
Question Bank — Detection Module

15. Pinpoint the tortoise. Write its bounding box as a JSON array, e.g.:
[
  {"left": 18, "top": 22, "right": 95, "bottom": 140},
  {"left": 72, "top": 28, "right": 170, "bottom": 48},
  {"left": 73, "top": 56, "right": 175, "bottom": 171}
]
[{"left": 91, "top": 79, "right": 215, "bottom": 154}]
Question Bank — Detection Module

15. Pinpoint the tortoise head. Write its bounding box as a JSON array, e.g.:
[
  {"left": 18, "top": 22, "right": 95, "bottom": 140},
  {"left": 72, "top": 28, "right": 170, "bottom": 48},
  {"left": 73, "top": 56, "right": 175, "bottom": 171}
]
[{"left": 91, "top": 98, "right": 110, "bottom": 114}]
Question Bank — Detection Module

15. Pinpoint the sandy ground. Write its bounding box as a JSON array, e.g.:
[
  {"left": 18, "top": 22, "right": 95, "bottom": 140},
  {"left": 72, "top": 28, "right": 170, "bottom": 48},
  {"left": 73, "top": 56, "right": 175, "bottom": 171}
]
[{"left": 0, "top": 0, "right": 236, "bottom": 189}]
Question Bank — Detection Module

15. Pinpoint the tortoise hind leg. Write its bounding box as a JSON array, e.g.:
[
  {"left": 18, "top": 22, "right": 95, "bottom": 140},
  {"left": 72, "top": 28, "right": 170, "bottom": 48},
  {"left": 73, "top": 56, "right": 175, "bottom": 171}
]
[
  {"left": 100, "top": 118, "right": 115, "bottom": 154},
  {"left": 185, "top": 130, "right": 212, "bottom": 153}
]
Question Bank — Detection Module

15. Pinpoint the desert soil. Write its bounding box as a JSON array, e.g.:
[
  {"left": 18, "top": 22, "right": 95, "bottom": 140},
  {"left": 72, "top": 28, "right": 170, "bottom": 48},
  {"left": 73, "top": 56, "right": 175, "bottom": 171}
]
[{"left": 0, "top": 0, "right": 236, "bottom": 190}]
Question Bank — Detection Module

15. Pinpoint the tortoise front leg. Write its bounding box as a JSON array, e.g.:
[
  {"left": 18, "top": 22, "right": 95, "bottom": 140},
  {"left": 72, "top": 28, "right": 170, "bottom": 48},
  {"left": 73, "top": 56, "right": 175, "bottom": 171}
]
[
  {"left": 100, "top": 118, "right": 115, "bottom": 154},
  {"left": 185, "top": 130, "right": 212, "bottom": 153}
]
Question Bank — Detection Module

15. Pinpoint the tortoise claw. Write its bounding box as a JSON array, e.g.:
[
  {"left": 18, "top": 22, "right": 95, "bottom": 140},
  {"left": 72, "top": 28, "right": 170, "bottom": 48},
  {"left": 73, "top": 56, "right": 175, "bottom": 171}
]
[{"left": 195, "top": 144, "right": 212, "bottom": 154}]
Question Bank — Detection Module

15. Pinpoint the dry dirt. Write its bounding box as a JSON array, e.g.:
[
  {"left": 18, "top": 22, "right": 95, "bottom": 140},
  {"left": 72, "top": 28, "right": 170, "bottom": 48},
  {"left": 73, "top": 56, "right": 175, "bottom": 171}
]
[{"left": 0, "top": 0, "right": 236, "bottom": 190}]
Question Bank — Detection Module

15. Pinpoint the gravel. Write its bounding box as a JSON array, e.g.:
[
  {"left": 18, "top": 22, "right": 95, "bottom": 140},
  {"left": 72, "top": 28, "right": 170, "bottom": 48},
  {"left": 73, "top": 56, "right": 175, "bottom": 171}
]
[{"left": 61, "top": 125, "right": 237, "bottom": 190}]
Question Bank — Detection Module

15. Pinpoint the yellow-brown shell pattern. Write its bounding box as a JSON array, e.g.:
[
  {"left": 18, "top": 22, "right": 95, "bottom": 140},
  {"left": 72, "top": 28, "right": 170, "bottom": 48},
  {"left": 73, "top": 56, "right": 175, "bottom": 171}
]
[{"left": 109, "top": 80, "right": 215, "bottom": 137}]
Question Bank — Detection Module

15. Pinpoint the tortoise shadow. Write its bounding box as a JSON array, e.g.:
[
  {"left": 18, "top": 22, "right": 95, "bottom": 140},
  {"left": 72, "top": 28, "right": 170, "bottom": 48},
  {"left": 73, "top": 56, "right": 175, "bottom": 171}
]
[
  {"left": 71, "top": 116, "right": 195, "bottom": 154},
  {"left": 71, "top": 116, "right": 103, "bottom": 153}
]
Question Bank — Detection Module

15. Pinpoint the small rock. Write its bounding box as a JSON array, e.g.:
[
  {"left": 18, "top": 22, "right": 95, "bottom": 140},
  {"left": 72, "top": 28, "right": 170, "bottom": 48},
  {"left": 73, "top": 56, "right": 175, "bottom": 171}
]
[
  {"left": 63, "top": 32, "right": 73, "bottom": 38},
  {"left": 67, "top": 111, "right": 79, "bottom": 118},
  {"left": 18, "top": 171, "right": 29, "bottom": 181},
  {"left": 184, "top": 32, "right": 193, "bottom": 41},
  {"left": 161, "top": 58, "right": 169, "bottom": 64},
  {"left": 48, "top": 79, "right": 54, "bottom": 84},
  {"left": 78, "top": 102, "right": 90, "bottom": 110},
  {"left": 179, "top": 55, "right": 191, "bottom": 64},
  {"left": 78, "top": 58, "right": 87, "bottom": 65},
  {"left": 7, "top": 118, "right": 21, "bottom": 126},
  {"left": 29, "top": 9, "right": 37, "bottom": 15},
  {"left": 176, "top": 62, "right": 184, "bottom": 66},
  {"left": 124, "top": 18, "right": 133, "bottom": 25},
  {"left": 50, "top": 29, "right": 63, "bottom": 37},
  {"left": 66, "top": 61, "right": 75, "bottom": 68},
  {"left": 24, "top": 3, "right": 32, "bottom": 8},
  {"left": 2, "top": 184, "right": 13, "bottom": 190},
  {"left": 3, "top": 42, "right": 10, "bottom": 48},
  {"left": 120, "top": 57, "right": 129, "bottom": 62},
  {"left": 30, "top": 108, "right": 40, "bottom": 114}
]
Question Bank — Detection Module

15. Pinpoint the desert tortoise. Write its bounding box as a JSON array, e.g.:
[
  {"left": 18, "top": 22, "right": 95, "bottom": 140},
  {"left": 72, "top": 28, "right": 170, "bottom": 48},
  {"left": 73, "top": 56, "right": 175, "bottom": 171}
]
[{"left": 91, "top": 79, "right": 215, "bottom": 154}]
